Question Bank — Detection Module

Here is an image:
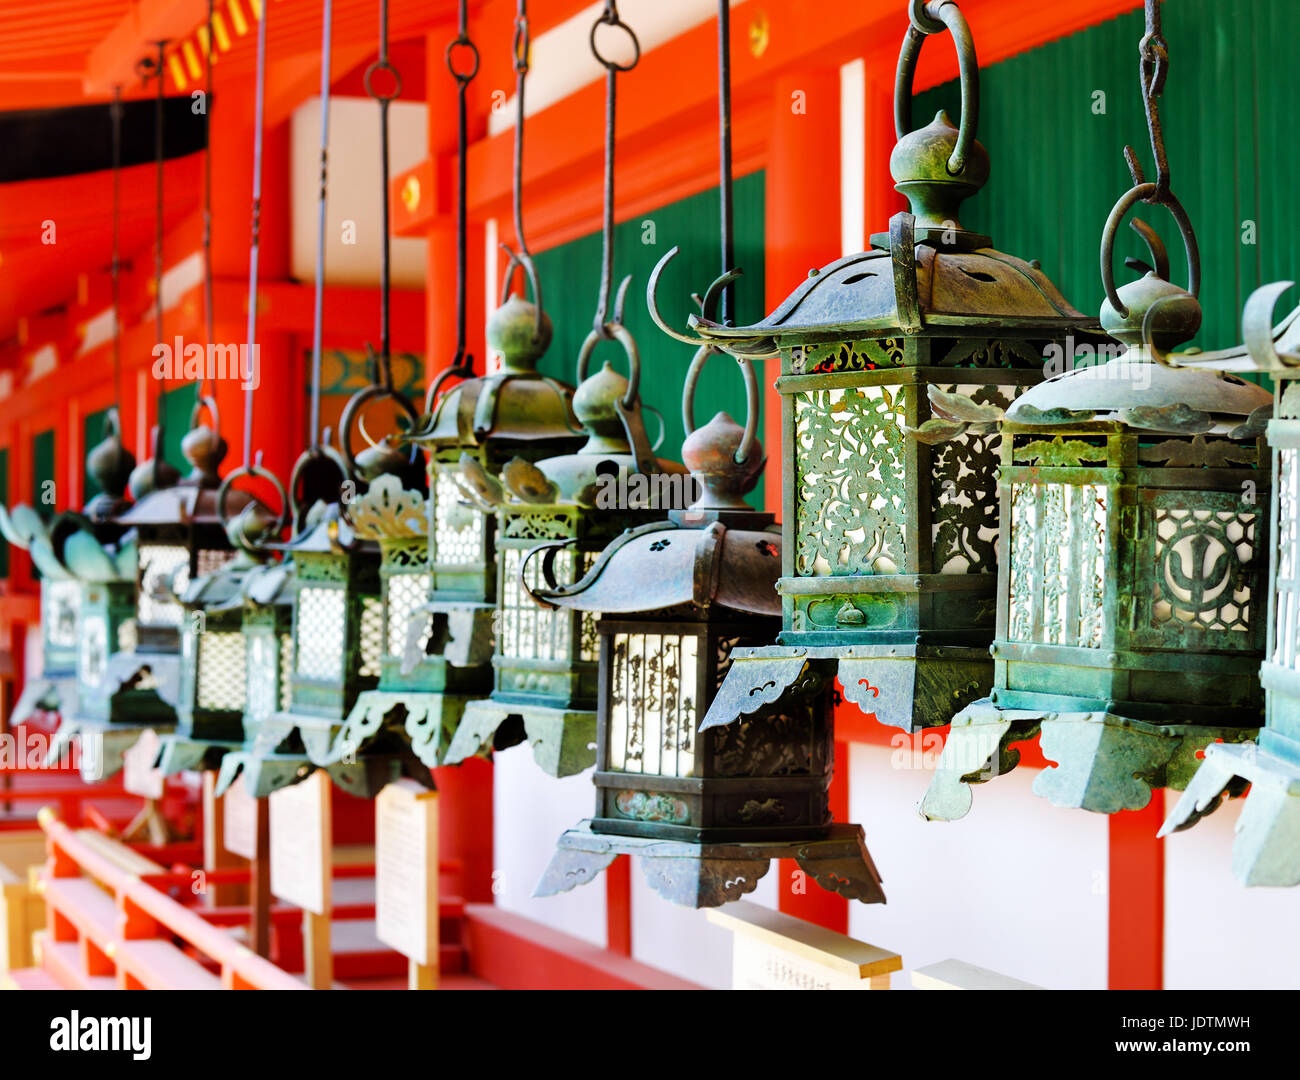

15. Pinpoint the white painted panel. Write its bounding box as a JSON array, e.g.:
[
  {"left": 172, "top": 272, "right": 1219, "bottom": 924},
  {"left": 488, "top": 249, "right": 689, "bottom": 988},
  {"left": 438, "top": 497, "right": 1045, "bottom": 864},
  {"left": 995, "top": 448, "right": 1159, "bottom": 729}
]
[
  {"left": 630, "top": 872, "right": 733, "bottom": 989},
  {"left": 1163, "top": 788, "right": 1300, "bottom": 989},
  {"left": 839, "top": 58, "right": 865, "bottom": 257},
  {"left": 846, "top": 742, "right": 1109, "bottom": 989},
  {"left": 290, "top": 97, "right": 427, "bottom": 289},
  {"left": 491, "top": 744, "right": 606, "bottom": 947}
]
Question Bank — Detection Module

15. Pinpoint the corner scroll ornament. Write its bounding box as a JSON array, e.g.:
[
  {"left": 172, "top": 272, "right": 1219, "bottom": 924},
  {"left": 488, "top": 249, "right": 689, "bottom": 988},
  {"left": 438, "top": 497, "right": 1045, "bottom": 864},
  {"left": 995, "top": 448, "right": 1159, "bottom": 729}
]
[{"left": 698, "top": 653, "right": 831, "bottom": 733}]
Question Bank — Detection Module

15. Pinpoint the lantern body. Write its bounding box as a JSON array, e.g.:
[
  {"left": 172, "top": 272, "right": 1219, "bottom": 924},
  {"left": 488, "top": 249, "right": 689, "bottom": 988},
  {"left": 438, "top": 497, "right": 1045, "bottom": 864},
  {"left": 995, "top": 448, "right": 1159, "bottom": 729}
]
[
  {"left": 74, "top": 580, "right": 137, "bottom": 720},
  {"left": 40, "top": 578, "right": 80, "bottom": 680}
]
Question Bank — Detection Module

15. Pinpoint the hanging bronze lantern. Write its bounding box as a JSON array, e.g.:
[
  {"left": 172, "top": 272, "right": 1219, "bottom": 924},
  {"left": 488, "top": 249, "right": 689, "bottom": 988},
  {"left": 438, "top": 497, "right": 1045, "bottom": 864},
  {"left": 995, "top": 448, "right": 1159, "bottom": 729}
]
[
  {"left": 921, "top": 0, "right": 1273, "bottom": 818},
  {"left": 648, "top": 0, "right": 1099, "bottom": 745},
  {"left": 0, "top": 414, "right": 136, "bottom": 731},
  {"left": 152, "top": 469, "right": 286, "bottom": 778},
  {"left": 1162, "top": 282, "right": 1300, "bottom": 881},
  {"left": 531, "top": 349, "right": 885, "bottom": 907},
  {"left": 443, "top": 326, "right": 686, "bottom": 778},
  {"left": 45, "top": 407, "right": 244, "bottom": 781}
]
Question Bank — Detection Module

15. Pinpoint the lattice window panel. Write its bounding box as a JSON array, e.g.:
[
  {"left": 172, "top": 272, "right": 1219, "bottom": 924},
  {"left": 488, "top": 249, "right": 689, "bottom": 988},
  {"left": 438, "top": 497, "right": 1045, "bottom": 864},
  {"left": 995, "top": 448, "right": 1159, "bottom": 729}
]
[
  {"left": 500, "top": 547, "right": 575, "bottom": 662},
  {"left": 432, "top": 469, "right": 484, "bottom": 566},
  {"left": 197, "top": 548, "right": 235, "bottom": 576},
  {"left": 1007, "top": 482, "right": 1108, "bottom": 648},
  {"left": 386, "top": 573, "right": 431, "bottom": 658},
  {"left": 1153, "top": 507, "right": 1256, "bottom": 634},
  {"left": 607, "top": 632, "right": 699, "bottom": 779},
  {"left": 1275, "top": 448, "right": 1299, "bottom": 669},
  {"left": 197, "top": 631, "right": 247, "bottom": 710},
  {"left": 245, "top": 633, "right": 279, "bottom": 723},
  {"left": 44, "top": 580, "right": 80, "bottom": 648},
  {"left": 359, "top": 596, "right": 383, "bottom": 678},
  {"left": 295, "top": 587, "right": 346, "bottom": 681},
  {"left": 138, "top": 544, "right": 190, "bottom": 626},
  {"left": 279, "top": 633, "right": 294, "bottom": 711},
  {"left": 793, "top": 384, "right": 907, "bottom": 576},
  {"left": 78, "top": 613, "right": 109, "bottom": 689}
]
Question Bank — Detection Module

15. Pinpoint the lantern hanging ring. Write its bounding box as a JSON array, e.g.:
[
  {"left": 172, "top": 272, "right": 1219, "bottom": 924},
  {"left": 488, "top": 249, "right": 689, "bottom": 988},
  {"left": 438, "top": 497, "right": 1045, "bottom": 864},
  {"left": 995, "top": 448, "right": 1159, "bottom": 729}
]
[
  {"left": 288, "top": 439, "right": 349, "bottom": 528},
  {"left": 683, "top": 346, "right": 759, "bottom": 466},
  {"left": 1101, "top": 182, "right": 1200, "bottom": 319},
  {"left": 338, "top": 382, "right": 420, "bottom": 481},
  {"left": 589, "top": 4, "right": 641, "bottom": 72},
  {"left": 577, "top": 322, "right": 640, "bottom": 409},
  {"left": 895, "top": 0, "right": 979, "bottom": 177},
  {"left": 187, "top": 395, "right": 225, "bottom": 453},
  {"left": 216, "top": 455, "right": 291, "bottom": 554}
]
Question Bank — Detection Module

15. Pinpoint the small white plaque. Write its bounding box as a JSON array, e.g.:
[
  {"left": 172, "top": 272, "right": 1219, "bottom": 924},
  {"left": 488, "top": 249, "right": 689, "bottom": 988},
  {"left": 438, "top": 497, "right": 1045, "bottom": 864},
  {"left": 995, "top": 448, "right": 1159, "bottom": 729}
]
[
  {"left": 121, "top": 730, "right": 164, "bottom": 800},
  {"left": 222, "top": 773, "right": 257, "bottom": 860},
  {"left": 375, "top": 780, "right": 438, "bottom": 967},
  {"left": 269, "top": 770, "right": 330, "bottom": 915}
]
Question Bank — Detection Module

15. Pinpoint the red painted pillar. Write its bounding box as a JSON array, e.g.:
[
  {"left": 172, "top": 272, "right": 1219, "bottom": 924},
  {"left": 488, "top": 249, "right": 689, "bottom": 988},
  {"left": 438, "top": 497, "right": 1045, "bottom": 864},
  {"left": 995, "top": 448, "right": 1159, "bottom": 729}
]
[
  {"left": 1108, "top": 801, "right": 1164, "bottom": 989},
  {"left": 765, "top": 69, "right": 848, "bottom": 933}
]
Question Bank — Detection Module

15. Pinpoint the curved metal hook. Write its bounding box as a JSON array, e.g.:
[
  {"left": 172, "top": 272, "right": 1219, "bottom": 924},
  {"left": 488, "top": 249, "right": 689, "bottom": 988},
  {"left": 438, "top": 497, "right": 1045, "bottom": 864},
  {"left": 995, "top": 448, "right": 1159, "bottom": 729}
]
[
  {"left": 1244, "top": 280, "right": 1300, "bottom": 371},
  {"left": 895, "top": 0, "right": 980, "bottom": 176},
  {"left": 577, "top": 323, "right": 640, "bottom": 409},
  {"left": 699, "top": 267, "right": 745, "bottom": 325},
  {"left": 683, "top": 344, "right": 760, "bottom": 464},
  {"left": 646, "top": 247, "right": 713, "bottom": 348},
  {"left": 517, "top": 538, "right": 579, "bottom": 611},
  {"left": 288, "top": 440, "right": 349, "bottom": 527},
  {"left": 1140, "top": 294, "right": 1187, "bottom": 369},
  {"left": 497, "top": 242, "right": 545, "bottom": 342},
  {"left": 338, "top": 383, "right": 420, "bottom": 482},
  {"left": 216, "top": 454, "right": 290, "bottom": 554},
  {"left": 1101, "top": 182, "right": 1200, "bottom": 318}
]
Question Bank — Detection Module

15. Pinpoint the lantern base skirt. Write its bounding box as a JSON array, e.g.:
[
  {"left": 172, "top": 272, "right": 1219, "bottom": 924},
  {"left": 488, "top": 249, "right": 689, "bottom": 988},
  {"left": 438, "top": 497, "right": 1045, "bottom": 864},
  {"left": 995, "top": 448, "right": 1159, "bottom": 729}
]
[
  {"left": 272, "top": 706, "right": 437, "bottom": 798},
  {"left": 337, "top": 689, "right": 475, "bottom": 771},
  {"left": 215, "top": 746, "right": 315, "bottom": 799},
  {"left": 9, "top": 675, "right": 75, "bottom": 727},
  {"left": 700, "top": 643, "right": 990, "bottom": 734},
  {"left": 42, "top": 718, "right": 174, "bottom": 783},
  {"left": 1161, "top": 741, "right": 1300, "bottom": 886},
  {"left": 446, "top": 698, "right": 597, "bottom": 778},
  {"left": 534, "top": 820, "right": 886, "bottom": 909},
  {"left": 153, "top": 733, "right": 242, "bottom": 777},
  {"left": 921, "top": 697, "right": 1258, "bottom": 820}
]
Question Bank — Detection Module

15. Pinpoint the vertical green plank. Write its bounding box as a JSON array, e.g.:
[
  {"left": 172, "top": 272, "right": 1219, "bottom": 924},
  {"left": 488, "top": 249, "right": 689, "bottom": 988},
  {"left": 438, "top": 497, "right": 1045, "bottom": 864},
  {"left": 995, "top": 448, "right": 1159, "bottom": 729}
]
[
  {"left": 30, "top": 428, "right": 55, "bottom": 582},
  {"left": 160, "top": 382, "right": 198, "bottom": 477},
  {"left": 533, "top": 172, "right": 766, "bottom": 509}
]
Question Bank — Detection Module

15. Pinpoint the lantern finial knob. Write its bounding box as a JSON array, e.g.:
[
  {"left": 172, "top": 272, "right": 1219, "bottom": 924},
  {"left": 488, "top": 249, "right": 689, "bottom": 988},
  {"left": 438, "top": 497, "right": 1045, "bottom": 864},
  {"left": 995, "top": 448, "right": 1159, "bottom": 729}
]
[
  {"left": 681, "top": 411, "right": 764, "bottom": 512},
  {"left": 488, "top": 293, "right": 553, "bottom": 371}
]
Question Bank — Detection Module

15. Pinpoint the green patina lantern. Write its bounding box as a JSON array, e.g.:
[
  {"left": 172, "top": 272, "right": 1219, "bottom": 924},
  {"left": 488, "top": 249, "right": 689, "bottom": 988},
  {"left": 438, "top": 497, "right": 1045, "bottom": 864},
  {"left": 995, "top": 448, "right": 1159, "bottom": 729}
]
[
  {"left": 0, "top": 417, "right": 135, "bottom": 729},
  {"left": 650, "top": 0, "right": 1099, "bottom": 743},
  {"left": 531, "top": 349, "right": 885, "bottom": 908},
  {"left": 443, "top": 324, "right": 686, "bottom": 778},
  {"left": 152, "top": 468, "right": 286, "bottom": 779},
  {"left": 47, "top": 407, "right": 248, "bottom": 781},
  {"left": 1163, "top": 282, "right": 1300, "bottom": 881},
  {"left": 921, "top": 187, "right": 1273, "bottom": 818}
]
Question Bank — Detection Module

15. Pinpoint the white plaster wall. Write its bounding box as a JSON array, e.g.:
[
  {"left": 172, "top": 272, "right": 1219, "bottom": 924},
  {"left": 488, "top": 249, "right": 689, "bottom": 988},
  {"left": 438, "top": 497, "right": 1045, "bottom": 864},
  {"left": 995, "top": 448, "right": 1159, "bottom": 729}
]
[{"left": 1163, "top": 788, "right": 1300, "bottom": 990}]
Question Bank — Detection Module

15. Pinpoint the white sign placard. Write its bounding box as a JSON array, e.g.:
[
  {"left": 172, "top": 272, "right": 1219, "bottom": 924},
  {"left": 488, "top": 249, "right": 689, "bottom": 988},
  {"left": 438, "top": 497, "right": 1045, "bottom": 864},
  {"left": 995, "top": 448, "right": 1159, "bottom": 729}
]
[
  {"left": 121, "top": 729, "right": 165, "bottom": 800},
  {"left": 269, "top": 770, "right": 330, "bottom": 915},
  {"left": 375, "top": 780, "right": 439, "bottom": 967},
  {"left": 222, "top": 773, "right": 257, "bottom": 860}
]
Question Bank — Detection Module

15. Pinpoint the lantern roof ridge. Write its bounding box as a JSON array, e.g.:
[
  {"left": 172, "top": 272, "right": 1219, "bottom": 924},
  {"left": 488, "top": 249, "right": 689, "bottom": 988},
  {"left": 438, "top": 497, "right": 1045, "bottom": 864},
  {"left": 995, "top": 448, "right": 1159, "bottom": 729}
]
[
  {"left": 407, "top": 367, "right": 584, "bottom": 454},
  {"left": 530, "top": 518, "right": 781, "bottom": 618}
]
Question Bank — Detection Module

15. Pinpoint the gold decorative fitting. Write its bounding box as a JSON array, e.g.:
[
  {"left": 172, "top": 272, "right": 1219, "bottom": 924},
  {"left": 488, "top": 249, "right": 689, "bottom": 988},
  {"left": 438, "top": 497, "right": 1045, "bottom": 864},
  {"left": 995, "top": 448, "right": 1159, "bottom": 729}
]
[
  {"left": 401, "top": 175, "right": 421, "bottom": 213},
  {"left": 748, "top": 11, "right": 770, "bottom": 57}
]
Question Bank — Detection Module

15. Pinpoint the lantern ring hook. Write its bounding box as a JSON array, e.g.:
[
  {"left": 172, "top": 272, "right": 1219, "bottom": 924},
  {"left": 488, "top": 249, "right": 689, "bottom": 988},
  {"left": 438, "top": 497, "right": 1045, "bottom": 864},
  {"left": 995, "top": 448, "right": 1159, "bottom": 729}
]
[
  {"left": 683, "top": 345, "right": 760, "bottom": 466},
  {"left": 216, "top": 457, "right": 290, "bottom": 554},
  {"left": 444, "top": 36, "right": 480, "bottom": 86},
  {"left": 1101, "top": 182, "right": 1200, "bottom": 319},
  {"left": 577, "top": 323, "right": 640, "bottom": 410},
  {"left": 589, "top": 10, "right": 641, "bottom": 73},
  {"left": 187, "top": 394, "right": 223, "bottom": 447},
  {"left": 288, "top": 440, "right": 350, "bottom": 526},
  {"left": 338, "top": 383, "right": 420, "bottom": 483},
  {"left": 498, "top": 243, "right": 546, "bottom": 342},
  {"left": 645, "top": 247, "right": 715, "bottom": 350},
  {"left": 364, "top": 59, "right": 403, "bottom": 102},
  {"left": 895, "top": 0, "right": 979, "bottom": 177}
]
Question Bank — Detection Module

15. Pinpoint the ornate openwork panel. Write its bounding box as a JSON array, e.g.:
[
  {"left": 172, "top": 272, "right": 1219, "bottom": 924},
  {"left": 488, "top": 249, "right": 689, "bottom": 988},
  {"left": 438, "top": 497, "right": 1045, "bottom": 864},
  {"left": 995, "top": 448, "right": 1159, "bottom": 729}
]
[
  {"left": 431, "top": 468, "right": 484, "bottom": 566},
  {"left": 44, "top": 580, "right": 79, "bottom": 649},
  {"left": 197, "top": 631, "right": 247, "bottom": 711},
  {"left": 385, "top": 572, "right": 431, "bottom": 658},
  {"left": 502, "top": 509, "right": 574, "bottom": 541},
  {"left": 1149, "top": 504, "right": 1258, "bottom": 642},
  {"left": 1274, "top": 448, "right": 1299, "bottom": 670},
  {"left": 607, "top": 632, "right": 699, "bottom": 779},
  {"left": 78, "top": 612, "right": 108, "bottom": 690},
  {"left": 1006, "top": 481, "right": 1108, "bottom": 648},
  {"left": 710, "top": 707, "right": 817, "bottom": 779},
  {"left": 358, "top": 596, "right": 384, "bottom": 678},
  {"left": 295, "top": 586, "right": 346, "bottom": 681},
  {"left": 137, "top": 544, "right": 190, "bottom": 627},
  {"left": 931, "top": 383, "right": 1021, "bottom": 574},
  {"left": 793, "top": 384, "right": 906, "bottom": 576},
  {"left": 788, "top": 337, "right": 905, "bottom": 376},
  {"left": 197, "top": 549, "right": 236, "bottom": 577}
]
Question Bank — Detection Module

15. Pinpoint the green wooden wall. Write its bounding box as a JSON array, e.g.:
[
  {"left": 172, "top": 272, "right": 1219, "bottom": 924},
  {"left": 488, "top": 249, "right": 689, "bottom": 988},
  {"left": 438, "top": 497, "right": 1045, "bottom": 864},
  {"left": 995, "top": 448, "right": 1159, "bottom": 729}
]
[
  {"left": 82, "top": 405, "right": 112, "bottom": 503},
  {"left": 160, "top": 382, "right": 198, "bottom": 476},
  {"left": 915, "top": 0, "right": 1299, "bottom": 352},
  {"left": 31, "top": 429, "right": 54, "bottom": 523},
  {"left": 532, "top": 172, "right": 766, "bottom": 508}
]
